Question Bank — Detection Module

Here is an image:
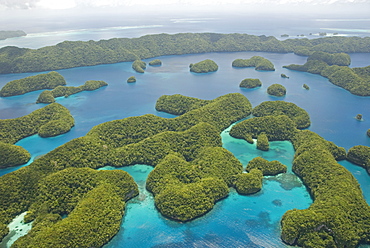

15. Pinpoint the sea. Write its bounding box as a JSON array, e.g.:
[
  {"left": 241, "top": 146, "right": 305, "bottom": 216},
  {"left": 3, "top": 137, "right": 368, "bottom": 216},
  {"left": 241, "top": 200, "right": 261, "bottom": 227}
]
[{"left": 0, "top": 15, "right": 369, "bottom": 248}]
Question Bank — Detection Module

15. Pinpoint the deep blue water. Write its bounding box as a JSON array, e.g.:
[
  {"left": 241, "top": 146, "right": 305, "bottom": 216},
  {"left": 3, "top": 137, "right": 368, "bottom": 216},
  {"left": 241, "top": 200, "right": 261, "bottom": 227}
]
[{"left": 0, "top": 23, "right": 370, "bottom": 247}]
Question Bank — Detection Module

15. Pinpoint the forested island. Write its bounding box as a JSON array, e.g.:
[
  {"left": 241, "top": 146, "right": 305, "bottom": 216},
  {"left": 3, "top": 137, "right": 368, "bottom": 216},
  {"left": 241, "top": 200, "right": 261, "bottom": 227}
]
[
  {"left": 232, "top": 56, "right": 275, "bottom": 71},
  {"left": 267, "top": 84, "right": 286, "bottom": 97},
  {"left": 132, "top": 60, "right": 146, "bottom": 73},
  {"left": 239, "top": 78, "right": 262, "bottom": 89},
  {"left": 284, "top": 51, "right": 370, "bottom": 96},
  {"left": 36, "top": 80, "right": 108, "bottom": 103},
  {"left": 0, "top": 33, "right": 369, "bottom": 74},
  {"left": 127, "top": 76, "right": 136, "bottom": 83},
  {"left": 189, "top": 59, "right": 218, "bottom": 73},
  {"left": 229, "top": 108, "right": 369, "bottom": 247},
  {"left": 0, "top": 103, "right": 74, "bottom": 168},
  {"left": 0, "top": 72, "right": 66, "bottom": 97},
  {"left": 149, "top": 59, "right": 162, "bottom": 66},
  {"left": 0, "top": 30, "right": 26, "bottom": 40},
  {"left": 0, "top": 92, "right": 369, "bottom": 247}
]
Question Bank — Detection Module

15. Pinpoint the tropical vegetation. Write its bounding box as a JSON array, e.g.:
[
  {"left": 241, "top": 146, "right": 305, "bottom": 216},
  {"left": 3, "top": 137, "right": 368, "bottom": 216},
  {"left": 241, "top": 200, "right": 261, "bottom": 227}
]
[
  {"left": 246, "top": 157, "right": 287, "bottom": 176},
  {"left": 189, "top": 59, "right": 218, "bottom": 73},
  {"left": 239, "top": 78, "right": 262, "bottom": 89},
  {"left": 284, "top": 52, "right": 370, "bottom": 96},
  {"left": 347, "top": 145, "right": 370, "bottom": 173},
  {"left": 1, "top": 33, "right": 369, "bottom": 74},
  {"left": 36, "top": 80, "right": 107, "bottom": 103},
  {"left": 232, "top": 56, "right": 275, "bottom": 71},
  {"left": 0, "top": 71, "right": 66, "bottom": 97},
  {"left": 267, "top": 84, "right": 286, "bottom": 96},
  {"left": 252, "top": 100, "right": 311, "bottom": 129},
  {"left": 132, "top": 59, "right": 146, "bottom": 73},
  {"left": 149, "top": 59, "right": 162, "bottom": 66}
]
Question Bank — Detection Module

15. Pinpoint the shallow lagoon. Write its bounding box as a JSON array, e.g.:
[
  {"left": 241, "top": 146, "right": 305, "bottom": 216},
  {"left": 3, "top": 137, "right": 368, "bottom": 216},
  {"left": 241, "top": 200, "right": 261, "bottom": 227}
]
[{"left": 0, "top": 50, "right": 370, "bottom": 247}]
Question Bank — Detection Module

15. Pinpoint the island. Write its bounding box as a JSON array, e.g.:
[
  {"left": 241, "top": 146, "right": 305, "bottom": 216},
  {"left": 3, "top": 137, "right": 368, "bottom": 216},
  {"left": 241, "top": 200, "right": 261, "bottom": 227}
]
[
  {"left": 127, "top": 76, "right": 136, "bottom": 83},
  {"left": 229, "top": 108, "right": 369, "bottom": 248},
  {"left": 0, "top": 71, "right": 66, "bottom": 97},
  {"left": 281, "top": 73, "right": 289, "bottom": 78},
  {"left": 252, "top": 100, "right": 311, "bottom": 129},
  {"left": 1, "top": 33, "right": 369, "bottom": 75},
  {"left": 36, "top": 80, "right": 108, "bottom": 103},
  {"left": 303, "top": 84, "right": 310, "bottom": 90},
  {"left": 356, "top": 114, "right": 363, "bottom": 121},
  {"left": 239, "top": 78, "right": 262, "bottom": 89},
  {"left": 0, "top": 93, "right": 253, "bottom": 245},
  {"left": 232, "top": 56, "right": 275, "bottom": 71},
  {"left": 368, "top": 129, "right": 370, "bottom": 137},
  {"left": 347, "top": 145, "right": 370, "bottom": 174},
  {"left": 281, "top": 34, "right": 289, "bottom": 37},
  {"left": 283, "top": 52, "right": 370, "bottom": 96},
  {"left": 267, "top": 84, "right": 286, "bottom": 97},
  {"left": 246, "top": 157, "right": 287, "bottom": 176},
  {"left": 189, "top": 59, "right": 218, "bottom": 73},
  {"left": 149, "top": 59, "right": 162, "bottom": 66},
  {"left": 0, "top": 103, "right": 74, "bottom": 168},
  {"left": 0, "top": 30, "right": 26, "bottom": 40},
  {"left": 132, "top": 60, "right": 146, "bottom": 73}
]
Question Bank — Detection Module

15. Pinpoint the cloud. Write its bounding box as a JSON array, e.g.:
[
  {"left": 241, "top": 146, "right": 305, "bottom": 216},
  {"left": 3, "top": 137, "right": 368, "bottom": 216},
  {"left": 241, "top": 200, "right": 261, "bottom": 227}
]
[{"left": 0, "top": 0, "right": 40, "bottom": 9}]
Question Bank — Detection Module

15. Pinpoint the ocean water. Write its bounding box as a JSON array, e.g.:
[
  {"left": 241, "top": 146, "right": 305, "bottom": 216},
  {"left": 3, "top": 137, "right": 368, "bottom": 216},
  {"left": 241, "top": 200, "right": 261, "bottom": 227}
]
[{"left": 0, "top": 20, "right": 370, "bottom": 247}]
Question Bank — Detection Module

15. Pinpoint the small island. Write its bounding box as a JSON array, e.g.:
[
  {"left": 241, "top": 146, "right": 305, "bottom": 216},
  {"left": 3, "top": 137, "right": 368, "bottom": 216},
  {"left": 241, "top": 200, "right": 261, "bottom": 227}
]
[
  {"left": 281, "top": 34, "right": 289, "bottom": 38},
  {"left": 36, "top": 80, "right": 108, "bottom": 104},
  {"left": 0, "top": 30, "right": 26, "bottom": 40},
  {"left": 356, "top": 114, "right": 363, "bottom": 121},
  {"left": 0, "top": 71, "right": 66, "bottom": 97},
  {"left": 267, "top": 84, "right": 286, "bottom": 97},
  {"left": 239, "top": 78, "right": 262, "bottom": 89},
  {"left": 303, "top": 84, "right": 310, "bottom": 90},
  {"left": 232, "top": 56, "right": 275, "bottom": 71},
  {"left": 149, "top": 59, "right": 162, "bottom": 66},
  {"left": 132, "top": 60, "right": 146, "bottom": 73},
  {"left": 368, "top": 129, "right": 370, "bottom": 138},
  {"left": 246, "top": 157, "right": 287, "bottom": 176},
  {"left": 127, "top": 76, "right": 136, "bottom": 83},
  {"left": 189, "top": 59, "right": 218, "bottom": 73},
  {"left": 281, "top": 73, "right": 289, "bottom": 79}
]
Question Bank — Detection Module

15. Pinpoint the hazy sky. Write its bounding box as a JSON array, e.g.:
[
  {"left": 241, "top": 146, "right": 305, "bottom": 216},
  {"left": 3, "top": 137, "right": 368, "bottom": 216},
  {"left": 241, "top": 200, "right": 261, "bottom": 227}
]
[
  {"left": 0, "top": 0, "right": 369, "bottom": 9},
  {"left": 0, "top": 0, "right": 369, "bottom": 33}
]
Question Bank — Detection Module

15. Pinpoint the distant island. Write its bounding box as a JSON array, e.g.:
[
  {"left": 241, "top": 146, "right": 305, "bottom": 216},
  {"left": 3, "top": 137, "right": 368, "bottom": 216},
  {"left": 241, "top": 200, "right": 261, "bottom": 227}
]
[
  {"left": 189, "top": 59, "right": 218, "bottom": 73},
  {"left": 132, "top": 60, "right": 146, "bottom": 73},
  {"left": 0, "top": 33, "right": 369, "bottom": 74},
  {"left": 36, "top": 80, "right": 108, "bottom": 103},
  {"left": 284, "top": 51, "right": 370, "bottom": 96},
  {"left": 232, "top": 56, "right": 275, "bottom": 71},
  {"left": 127, "top": 76, "right": 136, "bottom": 83},
  {"left": 149, "top": 59, "right": 162, "bottom": 66},
  {"left": 0, "top": 71, "right": 66, "bottom": 97},
  {"left": 0, "top": 30, "right": 26, "bottom": 40}
]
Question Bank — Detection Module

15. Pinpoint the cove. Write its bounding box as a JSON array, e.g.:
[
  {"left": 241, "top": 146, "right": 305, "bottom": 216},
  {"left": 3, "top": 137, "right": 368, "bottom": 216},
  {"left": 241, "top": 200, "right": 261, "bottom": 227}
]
[{"left": 100, "top": 125, "right": 312, "bottom": 247}]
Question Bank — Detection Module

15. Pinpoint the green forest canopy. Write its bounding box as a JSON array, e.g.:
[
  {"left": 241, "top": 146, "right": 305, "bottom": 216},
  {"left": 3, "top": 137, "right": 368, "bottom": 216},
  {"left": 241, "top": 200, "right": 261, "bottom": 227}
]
[{"left": 0, "top": 33, "right": 369, "bottom": 74}]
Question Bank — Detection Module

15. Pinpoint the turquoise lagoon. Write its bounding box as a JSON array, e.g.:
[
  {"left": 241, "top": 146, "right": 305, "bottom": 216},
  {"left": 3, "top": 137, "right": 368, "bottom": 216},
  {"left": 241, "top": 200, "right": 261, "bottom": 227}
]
[{"left": 0, "top": 50, "right": 370, "bottom": 247}]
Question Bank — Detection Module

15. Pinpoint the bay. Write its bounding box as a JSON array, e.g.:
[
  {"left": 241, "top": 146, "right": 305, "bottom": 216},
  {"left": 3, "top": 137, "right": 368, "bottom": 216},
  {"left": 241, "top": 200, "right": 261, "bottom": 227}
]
[{"left": 0, "top": 42, "right": 370, "bottom": 247}]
